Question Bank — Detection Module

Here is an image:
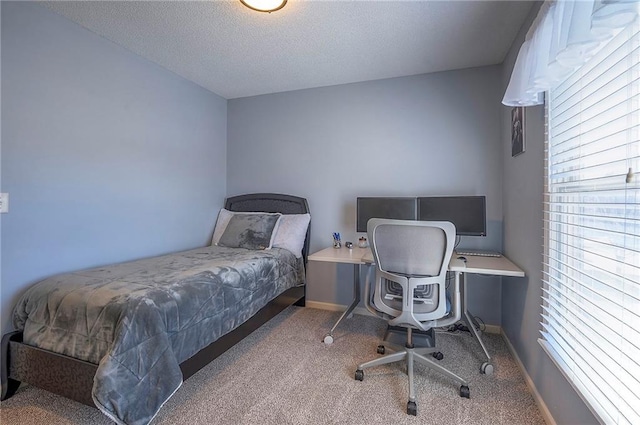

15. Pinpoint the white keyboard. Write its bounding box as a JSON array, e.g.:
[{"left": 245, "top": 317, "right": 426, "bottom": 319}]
[{"left": 456, "top": 250, "right": 502, "bottom": 258}]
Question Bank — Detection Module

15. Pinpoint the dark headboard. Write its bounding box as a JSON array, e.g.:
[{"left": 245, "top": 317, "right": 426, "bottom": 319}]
[{"left": 225, "top": 193, "right": 311, "bottom": 264}]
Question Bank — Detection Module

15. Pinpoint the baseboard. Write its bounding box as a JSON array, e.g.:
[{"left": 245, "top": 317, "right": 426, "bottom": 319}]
[
  {"left": 501, "top": 331, "right": 556, "bottom": 425},
  {"left": 480, "top": 324, "right": 499, "bottom": 334},
  {"left": 304, "top": 301, "right": 373, "bottom": 317}
]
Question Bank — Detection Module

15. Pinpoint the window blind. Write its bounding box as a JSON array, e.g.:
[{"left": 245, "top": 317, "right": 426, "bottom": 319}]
[{"left": 541, "top": 18, "right": 639, "bottom": 425}]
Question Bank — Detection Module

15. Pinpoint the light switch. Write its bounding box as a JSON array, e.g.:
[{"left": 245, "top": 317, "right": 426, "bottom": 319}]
[{"left": 0, "top": 193, "right": 8, "bottom": 213}]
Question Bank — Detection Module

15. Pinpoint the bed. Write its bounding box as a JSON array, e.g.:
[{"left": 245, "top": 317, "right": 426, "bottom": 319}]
[{"left": 0, "top": 193, "right": 311, "bottom": 425}]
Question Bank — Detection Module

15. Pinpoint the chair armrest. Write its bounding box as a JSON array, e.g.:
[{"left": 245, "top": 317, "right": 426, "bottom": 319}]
[{"left": 362, "top": 264, "right": 381, "bottom": 317}]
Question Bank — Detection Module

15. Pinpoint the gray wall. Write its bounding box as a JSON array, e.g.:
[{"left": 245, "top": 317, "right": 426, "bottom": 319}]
[
  {"left": 500, "top": 3, "right": 598, "bottom": 424},
  {"left": 0, "top": 2, "right": 228, "bottom": 335},
  {"left": 228, "top": 69, "right": 506, "bottom": 324}
]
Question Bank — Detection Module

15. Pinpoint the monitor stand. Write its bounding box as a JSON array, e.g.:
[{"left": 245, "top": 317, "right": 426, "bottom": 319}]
[{"left": 384, "top": 325, "right": 435, "bottom": 348}]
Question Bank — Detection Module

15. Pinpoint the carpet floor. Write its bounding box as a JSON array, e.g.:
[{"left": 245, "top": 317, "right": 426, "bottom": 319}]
[{"left": 0, "top": 307, "right": 546, "bottom": 424}]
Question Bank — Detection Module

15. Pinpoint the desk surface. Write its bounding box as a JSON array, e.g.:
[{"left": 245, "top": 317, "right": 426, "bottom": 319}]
[
  {"left": 309, "top": 246, "right": 524, "bottom": 278},
  {"left": 449, "top": 254, "right": 524, "bottom": 277},
  {"left": 308, "top": 246, "right": 371, "bottom": 264}
]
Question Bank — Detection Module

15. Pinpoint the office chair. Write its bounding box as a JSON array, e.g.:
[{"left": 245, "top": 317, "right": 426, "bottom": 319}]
[{"left": 354, "top": 219, "right": 469, "bottom": 416}]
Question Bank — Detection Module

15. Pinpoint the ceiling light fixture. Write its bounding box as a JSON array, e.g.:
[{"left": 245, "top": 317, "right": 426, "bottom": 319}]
[{"left": 240, "top": 0, "right": 287, "bottom": 13}]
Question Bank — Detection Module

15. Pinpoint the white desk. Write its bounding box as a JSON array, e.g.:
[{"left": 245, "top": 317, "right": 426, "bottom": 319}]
[
  {"left": 309, "top": 247, "right": 525, "bottom": 373},
  {"left": 308, "top": 247, "right": 371, "bottom": 344},
  {"left": 450, "top": 254, "right": 524, "bottom": 374},
  {"left": 449, "top": 255, "right": 525, "bottom": 277},
  {"left": 309, "top": 246, "right": 371, "bottom": 265}
]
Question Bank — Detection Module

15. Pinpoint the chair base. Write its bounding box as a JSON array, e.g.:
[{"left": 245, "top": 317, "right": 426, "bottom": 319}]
[{"left": 355, "top": 329, "right": 470, "bottom": 415}]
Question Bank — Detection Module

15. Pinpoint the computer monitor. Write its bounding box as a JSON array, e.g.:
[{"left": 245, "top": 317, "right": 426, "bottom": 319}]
[
  {"left": 356, "top": 197, "right": 417, "bottom": 232},
  {"left": 417, "top": 196, "right": 486, "bottom": 236}
]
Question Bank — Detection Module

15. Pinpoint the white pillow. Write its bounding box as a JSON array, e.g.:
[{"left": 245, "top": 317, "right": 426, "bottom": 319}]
[
  {"left": 212, "top": 209, "right": 234, "bottom": 245},
  {"left": 212, "top": 209, "right": 282, "bottom": 249},
  {"left": 272, "top": 213, "right": 311, "bottom": 258}
]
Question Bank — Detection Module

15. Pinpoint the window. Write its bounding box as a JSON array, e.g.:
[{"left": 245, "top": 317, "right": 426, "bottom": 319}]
[{"left": 541, "top": 19, "right": 639, "bottom": 425}]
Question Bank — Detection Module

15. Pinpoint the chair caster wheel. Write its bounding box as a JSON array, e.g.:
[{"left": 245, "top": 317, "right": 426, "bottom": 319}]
[
  {"left": 407, "top": 401, "right": 417, "bottom": 416},
  {"left": 480, "top": 362, "right": 493, "bottom": 375},
  {"left": 355, "top": 369, "right": 364, "bottom": 381},
  {"left": 377, "top": 345, "right": 385, "bottom": 354},
  {"left": 432, "top": 352, "right": 444, "bottom": 361},
  {"left": 460, "top": 385, "right": 470, "bottom": 398},
  {"left": 323, "top": 334, "right": 334, "bottom": 345}
]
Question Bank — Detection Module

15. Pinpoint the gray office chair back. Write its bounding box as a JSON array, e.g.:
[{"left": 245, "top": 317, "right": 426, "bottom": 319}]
[
  {"left": 366, "top": 218, "right": 457, "bottom": 330},
  {"left": 373, "top": 223, "right": 448, "bottom": 276}
]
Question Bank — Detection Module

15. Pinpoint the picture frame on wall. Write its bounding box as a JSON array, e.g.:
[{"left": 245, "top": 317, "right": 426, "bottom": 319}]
[{"left": 511, "top": 106, "right": 525, "bottom": 157}]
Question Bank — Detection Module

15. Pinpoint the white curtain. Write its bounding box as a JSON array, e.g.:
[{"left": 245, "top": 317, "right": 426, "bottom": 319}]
[{"left": 502, "top": 0, "right": 639, "bottom": 107}]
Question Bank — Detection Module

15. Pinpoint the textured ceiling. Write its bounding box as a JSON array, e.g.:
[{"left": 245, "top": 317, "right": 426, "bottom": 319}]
[{"left": 43, "top": 1, "right": 534, "bottom": 99}]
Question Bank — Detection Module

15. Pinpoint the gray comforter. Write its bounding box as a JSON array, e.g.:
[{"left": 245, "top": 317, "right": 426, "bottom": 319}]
[{"left": 13, "top": 245, "right": 304, "bottom": 425}]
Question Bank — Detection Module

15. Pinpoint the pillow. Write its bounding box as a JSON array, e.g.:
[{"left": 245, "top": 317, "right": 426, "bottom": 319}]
[
  {"left": 218, "top": 213, "right": 281, "bottom": 250},
  {"left": 272, "top": 213, "right": 311, "bottom": 258},
  {"left": 212, "top": 209, "right": 280, "bottom": 246}
]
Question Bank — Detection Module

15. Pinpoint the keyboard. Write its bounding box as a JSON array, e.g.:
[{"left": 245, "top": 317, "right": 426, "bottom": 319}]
[{"left": 455, "top": 250, "right": 502, "bottom": 258}]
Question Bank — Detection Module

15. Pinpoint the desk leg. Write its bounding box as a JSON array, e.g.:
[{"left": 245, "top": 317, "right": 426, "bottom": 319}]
[
  {"left": 460, "top": 272, "right": 494, "bottom": 375},
  {"left": 324, "top": 264, "right": 361, "bottom": 345}
]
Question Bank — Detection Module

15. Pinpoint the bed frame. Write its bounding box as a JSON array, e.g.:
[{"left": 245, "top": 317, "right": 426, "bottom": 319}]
[{"left": 1, "top": 193, "right": 310, "bottom": 406}]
